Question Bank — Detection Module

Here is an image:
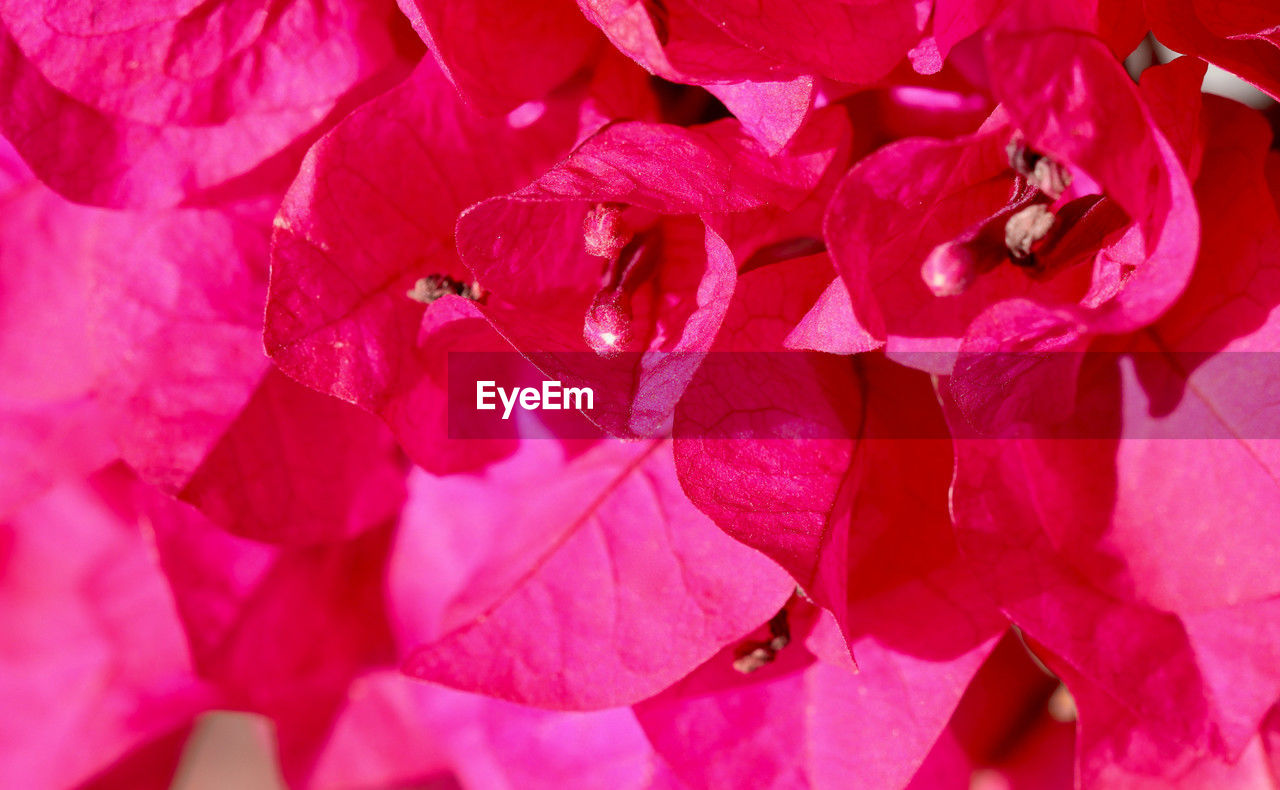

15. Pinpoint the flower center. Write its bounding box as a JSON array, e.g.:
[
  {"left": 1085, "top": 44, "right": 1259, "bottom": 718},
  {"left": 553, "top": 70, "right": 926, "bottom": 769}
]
[
  {"left": 919, "top": 137, "right": 1128, "bottom": 297},
  {"left": 1006, "top": 138, "right": 1073, "bottom": 200},
  {"left": 1004, "top": 203, "right": 1055, "bottom": 260},
  {"left": 732, "top": 606, "right": 791, "bottom": 674},
  {"left": 406, "top": 274, "right": 484, "bottom": 304}
]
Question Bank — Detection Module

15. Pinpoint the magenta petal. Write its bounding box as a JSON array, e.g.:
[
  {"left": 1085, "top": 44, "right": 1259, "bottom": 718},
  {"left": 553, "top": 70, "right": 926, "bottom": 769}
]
[
  {"left": 147, "top": 489, "right": 396, "bottom": 781},
  {"left": 0, "top": 1, "right": 405, "bottom": 207},
  {"left": 577, "top": 0, "right": 790, "bottom": 83},
  {"left": 311, "top": 670, "right": 655, "bottom": 789},
  {"left": 87, "top": 198, "right": 276, "bottom": 491},
  {"left": 633, "top": 601, "right": 997, "bottom": 790},
  {"left": 805, "top": 640, "right": 997, "bottom": 790},
  {"left": 1147, "top": 0, "right": 1280, "bottom": 100},
  {"left": 705, "top": 76, "right": 816, "bottom": 154},
  {"left": 575, "top": 0, "right": 834, "bottom": 150},
  {"left": 785, "top": 275, "right": 881, "bottom": 354},
  {"left": 683, "top": 0, "right": 926, "bottom": 85},
  {"left": 673, "top": 255, "right": 862, "bottom": 585},
  {"left": 673, "top": 255, "right": 1003, "bottom": 661},
  {"left": 1063, "top": 663, "right": 1279, "bottom": 789},
  {"left": 399, "top": 0, "right": 602, "bottom": 112},
  {"left": 0, "top": 139, "right": 117, "bottom": 514},
  {"left": 177, "top": 367, "right": 406, "bottom": 545},
  {"left": 0, "top": 398, "right": 117, "bottom": 520},
  {"left": 949, "top": 431, "right": 1280, "bottom": 758},
  {"left": 394, "top": 439, "right": 794, "bottom": 709},
  {"left": 0, "top": 135, "right": 274, "bottom": 499},
  {"left": 0, "top": 470, "right": 211, "bottom": 788}
]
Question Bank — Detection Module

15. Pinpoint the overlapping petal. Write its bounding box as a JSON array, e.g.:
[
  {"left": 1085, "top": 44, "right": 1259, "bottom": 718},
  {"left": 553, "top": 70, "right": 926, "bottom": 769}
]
[
  {"left": 266, "top": 56, "right": 651, "bottom": 472},
  {"left": 0, "top": 468, "right": 211, "bottom": 788},
  {"left": 0, "top": 0, "right": 411, "bottom": 207},
  {"left": 456, "top": 112, "right": 846, "bottom": 435},
  {"left": 826, "top": 28, "right": 1200, "bottom": 372}
]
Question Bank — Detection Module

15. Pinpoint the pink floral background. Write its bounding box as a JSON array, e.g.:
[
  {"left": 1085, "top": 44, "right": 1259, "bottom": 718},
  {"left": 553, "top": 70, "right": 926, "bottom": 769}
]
[{"left": 2, "top": 0, "right": 1280, "bottom": 787}]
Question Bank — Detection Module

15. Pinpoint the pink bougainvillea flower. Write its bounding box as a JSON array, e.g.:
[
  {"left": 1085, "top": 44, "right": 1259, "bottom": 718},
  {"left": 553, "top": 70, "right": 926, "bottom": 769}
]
[
  {"left": 266, "top": 56, "right": 653, "bottom": 473},
  {"left": 0, "top": 0, "right": 414, "bottom": 208},
  {"left": 633, "top": 597, "right": 999, "bottom": 789},
  {"left": 944, "top": 87, "right": 1280, "bottom": 771},
  {"left": 398, "top": 0, "right": 605, "bottom": 114},
  {"left": 391, "top": 437, "right": 795, "bottom": 709},
  {"left": 1147, "top": 0, "right": 1280, "bottom": 100},
  {"left": 825, "top": 19, "right": 1199, "bottom": 373},
  {"left": 310, "top": 670, "right": 657, "bottom": 789},
  {"left": 0, "top": 468, "right": 213, "bottom": 788},
  {"left": 455, "top": 111, "right": 846, "bottom": 436}
]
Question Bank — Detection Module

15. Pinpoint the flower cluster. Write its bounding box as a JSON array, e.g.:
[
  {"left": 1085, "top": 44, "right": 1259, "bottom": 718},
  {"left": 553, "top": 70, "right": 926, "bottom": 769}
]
[{"left": 3, "top": 0, "right": 1280, "bottom": 787}]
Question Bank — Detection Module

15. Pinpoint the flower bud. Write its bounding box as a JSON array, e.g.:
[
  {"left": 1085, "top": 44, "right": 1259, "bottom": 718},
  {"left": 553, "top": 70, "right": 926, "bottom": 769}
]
[{"left": 583, "top": 203, "right": 633, "bottom": 258}]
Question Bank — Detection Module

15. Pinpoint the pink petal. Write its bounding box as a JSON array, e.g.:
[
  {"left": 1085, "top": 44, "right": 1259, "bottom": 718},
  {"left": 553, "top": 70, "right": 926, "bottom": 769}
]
[
  {"left": 399, "top": 0, "right": 602, "bottom": 113},
  {"left": 682, "top": 0, "right": 926, "bottom": 85},
  {"left": 673, "top": 254, "right": 1004, "bottom": 653},
  {"left": 311, "top": 670, "right": 654, "bottom": 789},
  {"left": 146, "top": 485, "right": 396, "bottom": 780},
  {"left": 0, "top": 1, "right": 408, "bottom": 207},
  {"left": 785, "top": 276, "right": 881, "bottom": 354},
  {"left": 576, "top": 0, "right": 829, "bottom": 150},
  {"left": 395, "top": 439, "right": 794, "bottom": 709},
  {"left": 0, "top": 138, "right": 117, "bottom": 514},
  {"left": 0, "top": 469, "right": 212, "bottom": 788},
  {"left": 87, "top": 197, "right": 276, "bottom": 491},
  {"left": 177, "top": 367, "right": 407, "bottom": 545},
  {"left": 577, "top": 0, "right": 789, "bottom": 83},
  {"left": 705, "top": 76, "right": 816, "bottom": 154},
  {"left": 634, "top": 599, "right": 998, "bottom": 789},
  {"left": 1147, "top": 0, "right": 1280, "bottom": 100},
  {"left": 1063, "top": 663, "right": 1279, "bottom": 788},
  {"left": 949, "top": 430, "right": 1280, "bottom": 757}
]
